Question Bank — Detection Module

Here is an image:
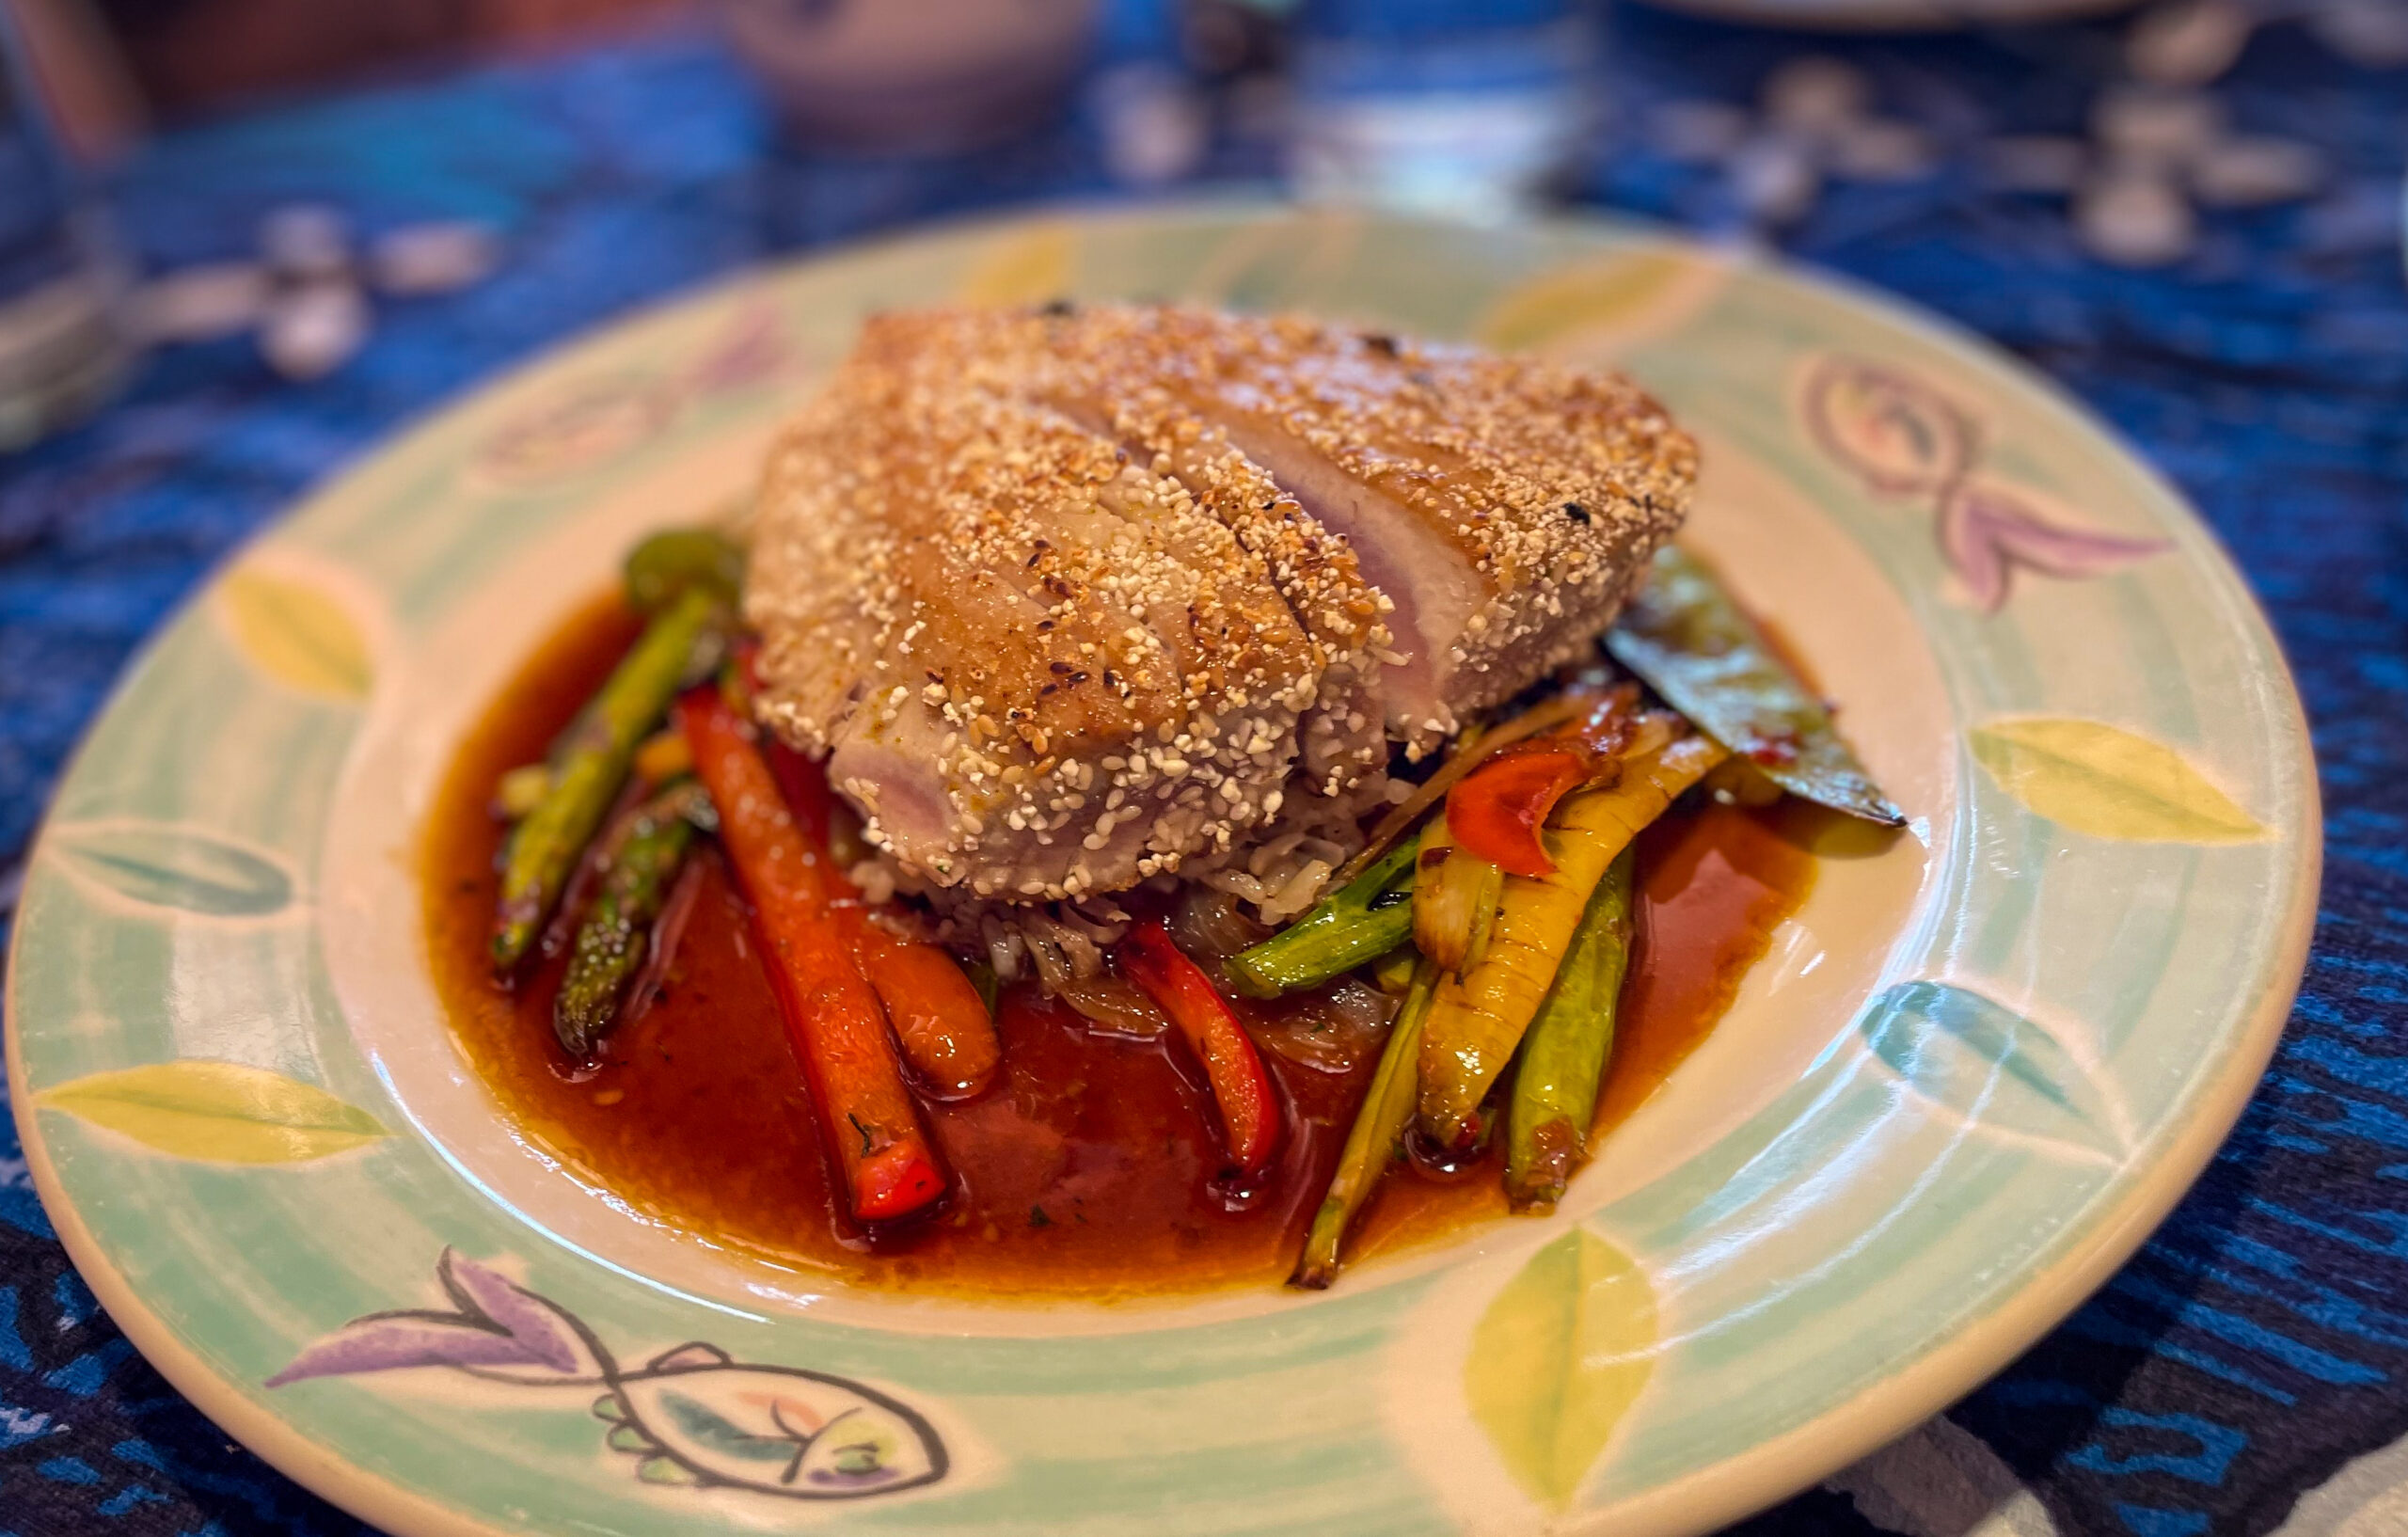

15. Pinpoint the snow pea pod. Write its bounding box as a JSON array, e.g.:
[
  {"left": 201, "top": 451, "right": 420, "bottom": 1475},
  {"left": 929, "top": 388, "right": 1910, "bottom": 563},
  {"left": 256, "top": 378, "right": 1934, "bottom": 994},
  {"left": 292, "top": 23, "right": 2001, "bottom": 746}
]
[{"left": 1606, "top": 545, "right": 1905, "bottom": 826}]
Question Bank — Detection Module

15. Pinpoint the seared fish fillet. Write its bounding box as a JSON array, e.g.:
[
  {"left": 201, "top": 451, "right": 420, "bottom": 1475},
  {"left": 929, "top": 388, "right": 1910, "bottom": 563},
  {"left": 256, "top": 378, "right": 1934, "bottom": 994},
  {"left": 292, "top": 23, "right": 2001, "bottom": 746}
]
[
  {"left": 1091, "top": 307, "right": 1695, "bottom": 746},
  {"left": 747, "top": 304, "right": 1694, "bottom": 904}
]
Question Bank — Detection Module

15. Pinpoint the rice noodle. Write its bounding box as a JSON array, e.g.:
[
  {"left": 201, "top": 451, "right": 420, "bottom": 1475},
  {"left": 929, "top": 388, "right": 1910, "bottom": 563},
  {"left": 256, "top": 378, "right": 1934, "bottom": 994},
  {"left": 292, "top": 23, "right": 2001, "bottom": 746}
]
[
  {"left": 844, "top": 769, "right": 1375, "bottom": 993},
  {"left": 846, "top": 858, "right": 898, "bottom": 907},
  {"left": 1169, "top": 887, "right": 1273, "bottom": 969},
  {"left": 1054, "top": 974, "right": 1170, "bottom": 1039}
]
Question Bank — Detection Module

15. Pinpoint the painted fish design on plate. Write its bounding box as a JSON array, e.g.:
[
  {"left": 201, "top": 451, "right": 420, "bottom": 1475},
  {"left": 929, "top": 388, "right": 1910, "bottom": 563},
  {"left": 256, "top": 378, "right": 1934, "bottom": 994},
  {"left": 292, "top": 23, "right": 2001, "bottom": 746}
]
[{"left": 268, "top": 1249, "right": 946, "bottom": 1499}]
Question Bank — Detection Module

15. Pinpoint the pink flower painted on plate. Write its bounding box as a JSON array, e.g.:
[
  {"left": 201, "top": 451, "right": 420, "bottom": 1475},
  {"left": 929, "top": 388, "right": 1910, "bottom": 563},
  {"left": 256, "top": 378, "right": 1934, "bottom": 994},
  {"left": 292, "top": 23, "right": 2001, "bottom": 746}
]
[
  {"left": 1803, "top": 354, "right": 2170, "bottom": 610},
  {"left": 474, "top": 302, "right": 800, "bottom": 485},
  {"left": 1940, "top": 482, "right": 2172, "bottom": 612},
  {"left": 476, "top": 374, "right": 674, "bottom": 486},
  {"left": 1804, "top": 357, "right": 1977, "bottom": 499}
]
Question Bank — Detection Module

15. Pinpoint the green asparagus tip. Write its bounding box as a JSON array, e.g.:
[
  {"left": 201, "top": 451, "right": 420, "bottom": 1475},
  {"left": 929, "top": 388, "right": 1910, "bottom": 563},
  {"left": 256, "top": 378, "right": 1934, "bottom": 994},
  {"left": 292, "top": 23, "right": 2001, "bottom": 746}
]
[
  {"left": 489, "top": 585, "right": 724, "bottom": 977},
  {"left": 625, "top": 527, "right": 745, "bottom": 615}
]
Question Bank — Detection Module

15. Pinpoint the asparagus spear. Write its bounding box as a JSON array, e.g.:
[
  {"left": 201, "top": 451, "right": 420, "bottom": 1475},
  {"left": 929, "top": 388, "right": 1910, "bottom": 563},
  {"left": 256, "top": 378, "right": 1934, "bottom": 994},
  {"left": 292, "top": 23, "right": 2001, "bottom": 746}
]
[
  {"left": 1291, "top": 955, "right": 1438, "bottom": 1290},
  {"left": 1503, "top": 847, "right": 1636, "bottom": 1212},
  {"left": 624, "top": 526, "right": 745, "bottom": 614},
  {"left": 493, "top": 764, "right": 550, "bottom": 820},
  {"left": 1605, "top": 545, "right": 1904, "bottom": 825},
  {"left": 553, "top": 780, "right": 714, "bottom": 1056},
  {"left": 1369, "top": 945, "right": 1418, "bottom": 994},
  {"left": 491, "top": 585, "right": 725, "bottom": 972},
  {"left": 1225, "top": 841, "right": 1418, "bottom": 998}
]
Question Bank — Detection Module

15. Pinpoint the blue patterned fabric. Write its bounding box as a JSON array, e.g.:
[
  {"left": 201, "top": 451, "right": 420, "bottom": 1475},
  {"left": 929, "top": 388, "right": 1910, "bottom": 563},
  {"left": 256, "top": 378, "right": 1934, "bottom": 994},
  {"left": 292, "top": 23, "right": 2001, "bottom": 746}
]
[{"left": 1, "top": 7, "right": 2403, "bottom": 1534}]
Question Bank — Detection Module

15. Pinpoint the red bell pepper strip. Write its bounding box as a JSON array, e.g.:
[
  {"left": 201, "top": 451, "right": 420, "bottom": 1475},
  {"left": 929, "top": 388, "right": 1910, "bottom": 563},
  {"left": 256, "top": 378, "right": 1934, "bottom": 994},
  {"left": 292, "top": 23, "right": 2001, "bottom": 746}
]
[
  {"left": 1121, "top": 920, "right": 1281, "bottom": 1177},
  {"left": 1445, "top": 748, "right": 1590, "bottom": 879},
  {"left": 763, "top": 735, "right": 839, "bottom": 848},
  {"left": 676, "top": 688, "right": 947, "bottom": 1223}
]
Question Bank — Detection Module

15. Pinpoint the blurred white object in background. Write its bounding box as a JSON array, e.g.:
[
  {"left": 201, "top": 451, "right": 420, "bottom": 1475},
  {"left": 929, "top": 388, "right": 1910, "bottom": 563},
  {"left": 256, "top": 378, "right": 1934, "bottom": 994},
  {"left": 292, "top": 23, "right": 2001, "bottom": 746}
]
[
  {"left": 2076, "top": 166, "right": 2198, "bottom": 264},
  {"left": 2127, "top": 0, "right": 2408, "bottom": 83},
  {"left": 721, "top": 0, "right": 1101, "bottom": 151},
  {"left": 372, "top": 222, "right": 501, "bottom": 296},
  {"left": 2125, "top": 0, "right": 2255, "bottom": 83},
  {"left": 1972, "top": 85, "right": 2328, "bottom": 267},
  {"left": 1648, "top": 56, "right": 1936, "bottom": 237},
  {"left": 1284, "top": 0, "right": 1601, "bottom": 224},
  {"left": 1641, "top": 0, "right": 2139, "bottom": 32},
  {"left": 134, "top": 206, "right": 499, "bottom": 379},
  {"left": 1091, "top": 61, "right": 1211, "bottom": 188}
]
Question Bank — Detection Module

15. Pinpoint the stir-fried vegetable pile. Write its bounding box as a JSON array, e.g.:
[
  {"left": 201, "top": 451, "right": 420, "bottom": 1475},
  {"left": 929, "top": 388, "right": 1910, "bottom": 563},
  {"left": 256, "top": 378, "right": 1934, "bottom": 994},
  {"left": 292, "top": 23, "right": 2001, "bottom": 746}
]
[{"left": 485, "top": 531, "right": 1902, "bottom": 1284}]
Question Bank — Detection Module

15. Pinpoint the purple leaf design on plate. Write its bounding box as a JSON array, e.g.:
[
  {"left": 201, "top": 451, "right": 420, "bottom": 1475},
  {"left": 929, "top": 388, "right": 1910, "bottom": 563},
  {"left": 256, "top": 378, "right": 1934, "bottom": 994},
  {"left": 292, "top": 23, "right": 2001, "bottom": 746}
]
[
  {"left": 1941, "top": 482, "right": 2172, "bottom": 611},
  {"left": 266, "top": 1317, "right": 552, "bottom": 1386},
  {"left": 1804, "top": 357, "right": 1978, "bottom": 499},
  {"left": 439, "top": 1250, "right": 592, "bottom": 1376},
  {"left": 269, "top": 1250, "right": 599, "bottom": 1387}
]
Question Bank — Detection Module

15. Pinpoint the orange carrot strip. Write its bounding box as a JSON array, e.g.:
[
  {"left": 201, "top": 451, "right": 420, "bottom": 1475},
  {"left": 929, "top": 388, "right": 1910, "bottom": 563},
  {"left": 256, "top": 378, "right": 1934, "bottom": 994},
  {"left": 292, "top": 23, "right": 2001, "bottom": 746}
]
[
  {"left": 676, "top": 689, "right": 946, "bottom": 1223},
  {"left": 753, "top": 736, "right": 1002, "bottom": 1101},
  {"left": 852, "top": 923, "right": 1002, "bottom": 1101}
]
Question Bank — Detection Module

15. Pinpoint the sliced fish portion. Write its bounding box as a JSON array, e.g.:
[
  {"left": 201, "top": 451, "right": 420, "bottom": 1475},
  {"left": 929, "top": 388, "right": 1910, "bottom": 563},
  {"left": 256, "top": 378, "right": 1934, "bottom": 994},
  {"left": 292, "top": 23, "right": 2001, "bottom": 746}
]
[
  {"left": 749, "top": 314, "right": 1321, "bottom": 902},
  {"left": 746, "top": 303, "right": 1695, "bottom": 904}
]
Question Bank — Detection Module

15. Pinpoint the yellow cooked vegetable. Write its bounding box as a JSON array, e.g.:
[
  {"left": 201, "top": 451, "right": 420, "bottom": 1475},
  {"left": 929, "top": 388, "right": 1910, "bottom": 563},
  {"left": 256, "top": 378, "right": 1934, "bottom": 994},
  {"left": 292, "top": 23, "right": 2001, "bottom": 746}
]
[
  {"left": 1416, "top": 730, "right": 1729, "bottom": 1151},
  {"left": 493, "top": 764, "right": 550, "bottom": 821},
  {"left": 632, "top": 728, "right": 694, "bottom": 785},
  {"left": 1413, "top": 809, "right": 1505, "bottom": 979}
]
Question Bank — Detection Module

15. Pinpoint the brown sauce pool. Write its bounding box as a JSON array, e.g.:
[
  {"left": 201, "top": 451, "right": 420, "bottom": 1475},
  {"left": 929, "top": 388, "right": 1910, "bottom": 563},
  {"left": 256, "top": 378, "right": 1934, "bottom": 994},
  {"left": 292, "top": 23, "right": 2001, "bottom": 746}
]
[{"left": 421, "top": 594, "right": 1820, "bottom": 1299}]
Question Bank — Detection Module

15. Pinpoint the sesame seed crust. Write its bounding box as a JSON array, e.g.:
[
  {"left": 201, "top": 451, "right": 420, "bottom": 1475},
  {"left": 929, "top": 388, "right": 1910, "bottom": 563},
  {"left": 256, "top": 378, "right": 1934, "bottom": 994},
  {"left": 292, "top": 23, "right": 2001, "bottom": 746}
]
[
  {"left": 745, "top": 303, "right": 1694, "bottom": 905},
  {"left": 1006, "top": 304, "right": 1396, "bottom": 798},
  {"left": 1096, "top": 306, "right": 1696, "bottom": 741},
  {"left": 748, "top": 309, "right": 1322, "bottom": 902}
]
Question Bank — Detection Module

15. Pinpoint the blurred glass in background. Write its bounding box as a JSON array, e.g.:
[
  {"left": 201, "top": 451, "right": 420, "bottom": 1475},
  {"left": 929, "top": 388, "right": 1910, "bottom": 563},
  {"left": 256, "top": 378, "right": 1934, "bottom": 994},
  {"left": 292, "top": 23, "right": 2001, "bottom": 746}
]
[
  {"left": 722, "top": 0, "right": 1103, "bottom": 248},
  {"left": 721, "top": 0, "right": 1603, "bottom": 244},
  {"left": 722, "top": 0, "right": 1100, "bottom": 151},
  {"left": 0, "top": 3, "right": 127, "bottom": 450},
  {"left": 1285, "top": 0, "right": 1601, "bottom": 223}
]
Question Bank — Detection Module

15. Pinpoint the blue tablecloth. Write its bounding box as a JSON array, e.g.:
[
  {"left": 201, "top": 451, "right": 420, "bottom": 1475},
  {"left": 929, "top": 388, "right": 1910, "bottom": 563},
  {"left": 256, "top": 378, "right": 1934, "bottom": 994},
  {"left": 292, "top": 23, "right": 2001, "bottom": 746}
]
[{"left": 3, "top": 8, "right": 2403, "bottom": 1534}]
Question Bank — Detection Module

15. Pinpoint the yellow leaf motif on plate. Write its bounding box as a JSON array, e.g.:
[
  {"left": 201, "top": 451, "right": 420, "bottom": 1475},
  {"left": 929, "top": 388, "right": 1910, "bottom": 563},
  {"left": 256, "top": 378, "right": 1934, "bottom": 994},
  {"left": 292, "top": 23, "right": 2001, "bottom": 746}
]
[
  {"left": 957, "top": 224, "right": 1074, "bottom": 306},
  {"left": 1971, "top": 717, "right": 2266, "bottom": 844},
  {"left": 1465, "top": 1229, "right": 1657, "bottom": 1509},
  {"left": 36, "top": 1061, "right": 389, "bottom": 1164},
  {"left": 1475, "top": 251, "right": 1688, "bottom": 353},
  {"left": 219, "top": 566, "right": 372, "bottom": 702}
]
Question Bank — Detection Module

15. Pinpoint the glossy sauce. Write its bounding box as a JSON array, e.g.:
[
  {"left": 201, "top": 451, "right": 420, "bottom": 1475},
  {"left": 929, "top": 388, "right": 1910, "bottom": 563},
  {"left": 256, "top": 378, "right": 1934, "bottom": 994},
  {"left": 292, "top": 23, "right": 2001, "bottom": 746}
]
[{"left": 422, "top": 595, "right": 1819, "bottom": 1298}]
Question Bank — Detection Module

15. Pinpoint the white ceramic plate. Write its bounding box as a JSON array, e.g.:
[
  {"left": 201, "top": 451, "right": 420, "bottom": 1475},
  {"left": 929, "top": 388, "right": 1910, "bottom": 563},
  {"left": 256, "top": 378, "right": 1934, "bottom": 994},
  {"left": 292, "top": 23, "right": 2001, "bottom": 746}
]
[{"left": 7, "top": 203, "right": 2316, "bottom": 1536}]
